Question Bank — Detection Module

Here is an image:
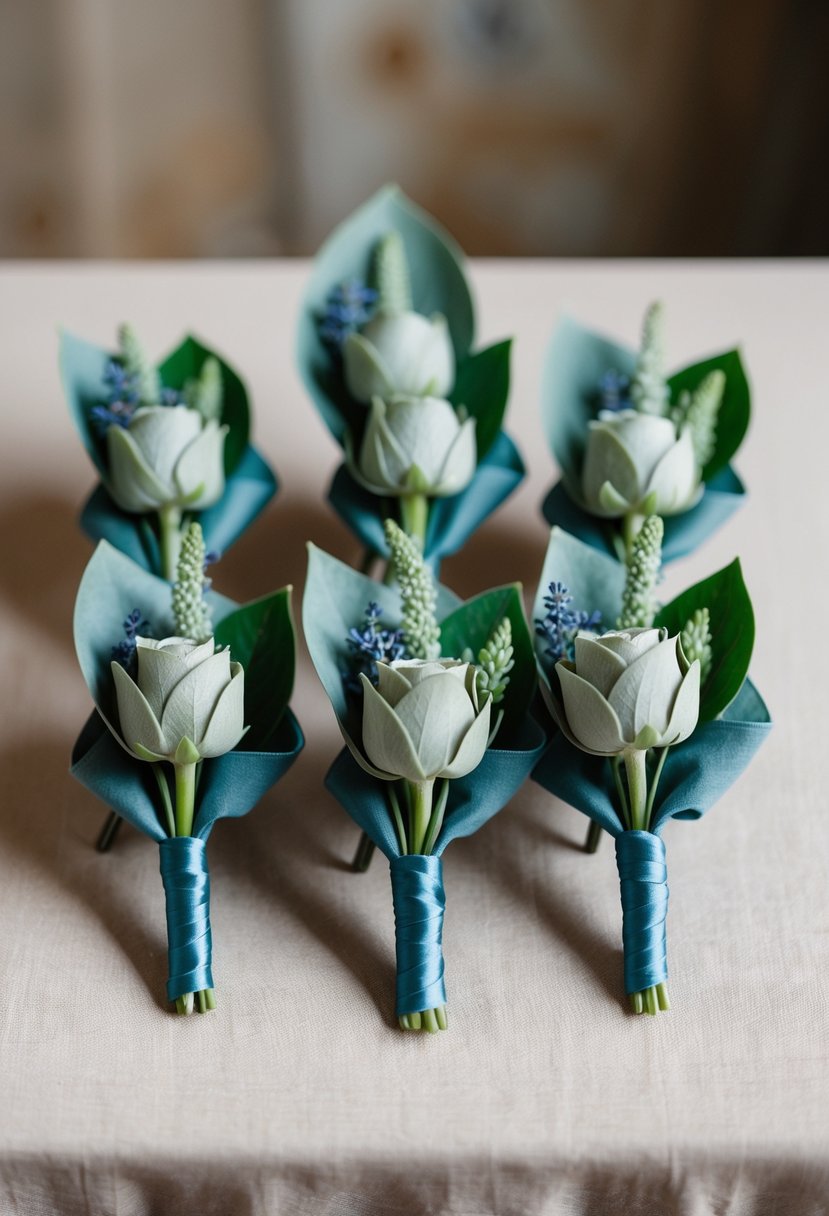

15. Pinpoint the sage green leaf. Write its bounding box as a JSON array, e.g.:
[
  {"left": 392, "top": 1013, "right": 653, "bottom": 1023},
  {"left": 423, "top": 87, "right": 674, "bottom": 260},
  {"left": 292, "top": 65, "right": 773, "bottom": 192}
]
[
  {"left": 654, "top": 558, "right": 754, "bottom": 722},
  {"left": 532, "top": 527, "right": 625, "bottom": 647},
  {"left": 158, "top": 334, "right": 250, "bottom": 475},
  {"left": 450, "top": 339, "right": 511, "bottom": 462},
  {"left": 213, "top": 587, "right": 296, "bottom": 750},
  {"left": 667, "top": 349, "right": 750, "bottom": 481}
]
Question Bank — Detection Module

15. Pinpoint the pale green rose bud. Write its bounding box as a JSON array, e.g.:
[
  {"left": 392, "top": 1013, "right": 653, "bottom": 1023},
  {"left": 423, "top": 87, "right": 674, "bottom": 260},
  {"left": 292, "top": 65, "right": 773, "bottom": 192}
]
[
  {"left": 111, "top": 636, "right": 246, "bottom": 764},
  {"left": 343, "top": 311, "right": 455, "bottom": 403},
  {"left": 106, "top": 405, "right": 228, "bottom": 514},
  {"left": 354, "top": 395, "right": 476, "bottom": 497},
  {"left": 581, "top": 409, "right": 701, "bottom": 518},
  {"left": 358, "top": 659, "right": 491, "bottom": 782},
  {"left": 556, "top": 627, "right": 699, "bottom": 756}
]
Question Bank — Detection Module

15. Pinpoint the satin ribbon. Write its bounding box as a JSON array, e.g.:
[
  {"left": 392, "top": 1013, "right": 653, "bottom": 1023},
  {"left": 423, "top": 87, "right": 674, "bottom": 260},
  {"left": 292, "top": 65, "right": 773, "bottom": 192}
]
[
  {"left": 615, "top": 831, "right": 669, "bottom": 994},
  {"left": 159, "top": 837, "right": 214, "bottom": 1001},
  {"left": 390, "top": 855, "right": 446, "bottom": 1016}
]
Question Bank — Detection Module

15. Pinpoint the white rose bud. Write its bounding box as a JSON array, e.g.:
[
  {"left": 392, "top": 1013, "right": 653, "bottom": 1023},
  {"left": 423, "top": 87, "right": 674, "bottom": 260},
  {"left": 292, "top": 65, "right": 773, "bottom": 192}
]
[
  {"left": 556, "top": 627, "right": 699, "bottom": 756},
  {"left": 581, "top": 409, "right": 701, "bottom": 518},
  {"left": 355, "top": 395, "right": 477, "bottom": 497},
  {"left": 112, "top": 636, "right": 246, "bottom": 764},
  {"left": 343, "top": 311, "right": 455, "bottom": 403},
  {"left": 106, "top": 405, "right": 228, "bottom": 514},
  {"left": 358, "top": 659, "right": 491, "bottom": 782}
]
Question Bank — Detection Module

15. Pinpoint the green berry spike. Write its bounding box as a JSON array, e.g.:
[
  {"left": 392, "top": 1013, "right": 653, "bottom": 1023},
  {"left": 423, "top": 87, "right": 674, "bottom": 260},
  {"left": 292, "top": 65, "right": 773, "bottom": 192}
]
[
  {"left": 172, "top": 522, "right": 213, "bottom": 643},
  {"left": 384, "top": 518, "right": 440, "bottom": 660},
  {"left": 374, "top": 231, "right": 412, "bottom": 315},
  {"left": 617, "top": 514, "right": 663, "bottom": 629}
]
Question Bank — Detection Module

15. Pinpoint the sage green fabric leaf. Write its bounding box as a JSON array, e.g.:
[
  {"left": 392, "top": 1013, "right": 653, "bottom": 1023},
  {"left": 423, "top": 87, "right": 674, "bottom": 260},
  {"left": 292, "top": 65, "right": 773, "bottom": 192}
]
[
  {"left": 297, "top": 184, "right": 475, "bottom": 444},
  {"left": 450, "top": 339, "right": 512, "bottom": 461},
  {"left": 213, "top": 587, "right": 296, "bottom": 749},
  {"left": 541, "top": 314, "right": 635, "bottom": 478},
  {"left": 532, "top": 527, "right": 625, "bottom": 660},
  {"left": 667, "top": 348, "right": 750, "bottom": 481},
  {"left": 438, "top": 583, "right": 535, "bottom": 743},
  {"left": 157, "top": 334, "right": 250, "bottom": 475},
  {"left": 654, "top": 558, "right": 754, "bottom": 722}
]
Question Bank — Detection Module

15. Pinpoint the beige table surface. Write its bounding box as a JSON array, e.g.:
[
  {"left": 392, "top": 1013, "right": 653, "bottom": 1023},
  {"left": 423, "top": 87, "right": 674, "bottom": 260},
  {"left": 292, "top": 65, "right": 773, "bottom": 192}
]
[{"left": 0, "top": 260, "right": 826, "bottom": 1216}]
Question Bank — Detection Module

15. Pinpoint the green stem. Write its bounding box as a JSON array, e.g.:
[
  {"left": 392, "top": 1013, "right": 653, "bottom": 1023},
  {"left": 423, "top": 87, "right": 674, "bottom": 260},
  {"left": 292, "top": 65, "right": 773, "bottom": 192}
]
[
  {"left": 622, "top": 511, "right": 643, "bottom": 563},
  {"left": 388, "top": 784, "right": 407, "bottom": 855},
  {"left": 612, "top": 755, "right": 631, "bottom": 829},
  {"left": 407, "top": 779, "right": 434, "bottom": 854},
  {"left": 644, "top": 746, "right": 670, "bottom": 830},
  {"left": 623, "top": 749, "right": 648, "bottom": 832},
  {"left": 421, "top": 780, "right": 449, "bottom": 856},
  {"left": 158, "top": 503, "right": 183, "bottom": 582},
  {"left": 174, "top": 762, "right": 197, "bottom": 838},
  {"left": 399, "top": 493, "right": 428, "bottom": 549},
  {"left": 583, "top": 820, "right": 603, "bottom": 854},
  {"left": 152, "top": 764, "right": 175, "bottom": 838},
  {"left": 351, "top": 832, "right": 376, "bottom": 873}
]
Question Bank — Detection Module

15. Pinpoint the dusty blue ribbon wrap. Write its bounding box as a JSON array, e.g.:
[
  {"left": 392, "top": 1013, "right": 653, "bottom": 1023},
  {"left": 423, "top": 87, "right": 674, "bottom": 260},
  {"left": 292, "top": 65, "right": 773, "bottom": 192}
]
[
  {"left": 533, "top": 679, "right": 771, "bottom": 993},
  {"left": 615, "top": 831, "right": 669, "bottom": 994},
  {"left": 159, "top": 837, "right": 214, "bottom": 1001},
  {"left": 390, "top": 855, "right": 447, "bottom": 1016}
]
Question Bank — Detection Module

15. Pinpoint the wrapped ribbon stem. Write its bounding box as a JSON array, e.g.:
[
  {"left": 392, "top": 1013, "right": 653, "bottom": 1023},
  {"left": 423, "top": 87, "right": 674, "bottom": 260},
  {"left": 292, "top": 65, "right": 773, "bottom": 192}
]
[
  {"left": 615, "top": 830, "right": 669, "bottom": 1015},
  {"left": 160, "top": 836, "right": 215, "bottom": 1015},
  {"left": 390, "top": 854, "right": 447, "bottom": 1033}
]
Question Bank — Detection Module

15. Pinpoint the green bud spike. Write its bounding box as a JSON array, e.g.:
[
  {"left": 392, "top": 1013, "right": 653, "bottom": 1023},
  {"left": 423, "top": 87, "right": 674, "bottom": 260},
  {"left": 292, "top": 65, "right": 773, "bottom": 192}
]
[
  {"left": 681, "top": 606, "right": 713, "bottom": 683},
  {"left": 474, "top": 616, "right": 514, "bottom": 705},
  {"left": 374, "top": 231, "right": 412, "bottom": 314},
  {"left": 184, "top": 355, "right": 223, "bottom": 423},
  {"left": 172, "top": 522, "right": 213, "bottom": 643},
  {"left": 683, "top": 369, "right": 725, "bottom": 469},
  {"left": 617, "top": 514, "right": 663, "bottom": 629},
  {"left": 118, "top": 322, "right": 161, "bottom": 406},
  {"left": 630, "top": 301, "right": 669, "bottom": 416},
  {"left": 384, "top": 518, "right": 440, "bottom": 660}
]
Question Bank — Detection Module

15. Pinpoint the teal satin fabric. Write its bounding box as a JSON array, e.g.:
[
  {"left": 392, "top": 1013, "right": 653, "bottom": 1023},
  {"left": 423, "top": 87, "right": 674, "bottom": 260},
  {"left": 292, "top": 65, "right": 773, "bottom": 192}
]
[
  {"left": 159, "top": 837, "right": 213, "bottom": 1001},
  {"left": 615, "top": 832, "right": 669, "bottom": 994},
  {"left": 541, "top": 467, "right": 745, "bottom": 565},
  {"left": 390, "top": 855, "right": 447, "bottom": 1016}
]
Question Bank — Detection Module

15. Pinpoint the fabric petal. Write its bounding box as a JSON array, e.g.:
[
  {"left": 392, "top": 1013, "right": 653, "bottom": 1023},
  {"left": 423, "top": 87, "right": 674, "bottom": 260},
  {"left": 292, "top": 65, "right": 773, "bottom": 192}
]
[
  {"left": 112, "top": 660, "right": 168, "bottom": 757},
  {"left": 558, "top": 663, "right": 626, "bottom": 755}
]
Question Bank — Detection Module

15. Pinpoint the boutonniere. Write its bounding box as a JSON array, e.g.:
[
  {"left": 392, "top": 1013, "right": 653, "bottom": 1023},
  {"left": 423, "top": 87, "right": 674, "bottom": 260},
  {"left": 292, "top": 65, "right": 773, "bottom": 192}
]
[
  {"left": 531, "top": 521, "right": 771, "bottom": 1013},
  {"left": 297, "top": 185, "right": 524, "bottom": 570},
  {"left": 303, "top": 522, "right": 545, "bottom": 1031},
  {"left": 61, "top": 323, "right": 276, "bottom": 579},
  {"left": 71, "top": 529, "right": 303, "bottom": 1013},
  {"left": 541, "top": 302, "right": 751, "bottom": 563}
]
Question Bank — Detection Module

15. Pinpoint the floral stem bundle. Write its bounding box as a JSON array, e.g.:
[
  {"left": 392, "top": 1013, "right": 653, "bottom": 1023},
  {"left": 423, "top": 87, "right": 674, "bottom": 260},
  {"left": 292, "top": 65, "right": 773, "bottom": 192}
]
[
  {"left": 532, "top": 524, "right": 771, "bottom": 1013},
  {"left": 540, "top": 301, "right": 751, "bottom": 563},
  {"left": 71, "top": 536, "right": 303, "bottom": 1013},
  {"left": 297, "top": 185, "right": 524, "bottom": 572},
  {"left": 303, "top": 521, "right": 544, "bottom": 1032},
  {"left": 61, "top": 322, "right": 276, "bottom": 579}
]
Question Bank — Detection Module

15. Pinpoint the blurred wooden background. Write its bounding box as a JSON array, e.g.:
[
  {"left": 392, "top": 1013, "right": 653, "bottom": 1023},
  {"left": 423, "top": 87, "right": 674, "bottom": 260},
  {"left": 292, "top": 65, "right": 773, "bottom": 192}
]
[{"left": 1, "top": 0, "right": 826, "bottom": 258}]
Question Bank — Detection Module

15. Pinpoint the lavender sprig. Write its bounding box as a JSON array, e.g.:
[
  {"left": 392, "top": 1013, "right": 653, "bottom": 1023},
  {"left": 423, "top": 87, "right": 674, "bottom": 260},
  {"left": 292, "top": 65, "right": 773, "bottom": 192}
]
[
  {"left": 111, "top": 608, "right": 150, "bottom": 669},
  {"left": 535, "top": 582, "right": 601, "bottom": 666},
  {"left": 342, "top": 601, "right": 406, "bottom": 699},
  {"left": 319, "top": 280, "right": 378, "bottom": 353}
]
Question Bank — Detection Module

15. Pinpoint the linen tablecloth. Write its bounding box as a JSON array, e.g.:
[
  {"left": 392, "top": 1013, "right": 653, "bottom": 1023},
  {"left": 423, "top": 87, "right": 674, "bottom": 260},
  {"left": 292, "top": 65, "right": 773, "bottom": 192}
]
[{"left": 0, "top": 260, "right": 825, "bottom": 1215}]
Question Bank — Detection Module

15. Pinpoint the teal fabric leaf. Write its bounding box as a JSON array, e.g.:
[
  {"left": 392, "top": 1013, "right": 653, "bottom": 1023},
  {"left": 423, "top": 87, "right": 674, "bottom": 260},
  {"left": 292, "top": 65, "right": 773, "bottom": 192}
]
[
  {"left": 325, "top": 715, "right": 547, "bottom": 860},
  {"left": 71, "top": 709, "right": 303, "bottom": 842},
  {"left": 61, "top": 329, "right": 276, "bottom": 575},
  {"left": 542, "top": 466, "right": 745, "bottom": 565},
  {"left": 540, "top": 314, "right": 749, "bottom": 562},
  {"left": 297, "top": 184, "right": 475, "bottom": 444},
  {"left": 532, "top": 678, "right": 771, "bottom": 837},
  {"left": 329, "top": 429, "right": 525, "bottom": 570}
]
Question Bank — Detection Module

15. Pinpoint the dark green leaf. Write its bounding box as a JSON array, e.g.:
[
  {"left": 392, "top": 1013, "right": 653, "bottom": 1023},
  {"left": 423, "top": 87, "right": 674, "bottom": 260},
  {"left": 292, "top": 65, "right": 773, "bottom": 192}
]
[
  {"left": 654, "top": 558, "right": 754, "bottom": 722},
  {"left": 158, "top": 335, "right": 250, "bottom": 475},
  {"left": 214, "top": 588, "right": 296, "bottom": 749},
  {"left": 667, "top": 349, "right": 750, "bottom": 481},
  {"left": 438, "top": 584, "right": 534, "bottom": 742},
  {"left": 450, "top": 339, "right": 512, "bottom": 462}
]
